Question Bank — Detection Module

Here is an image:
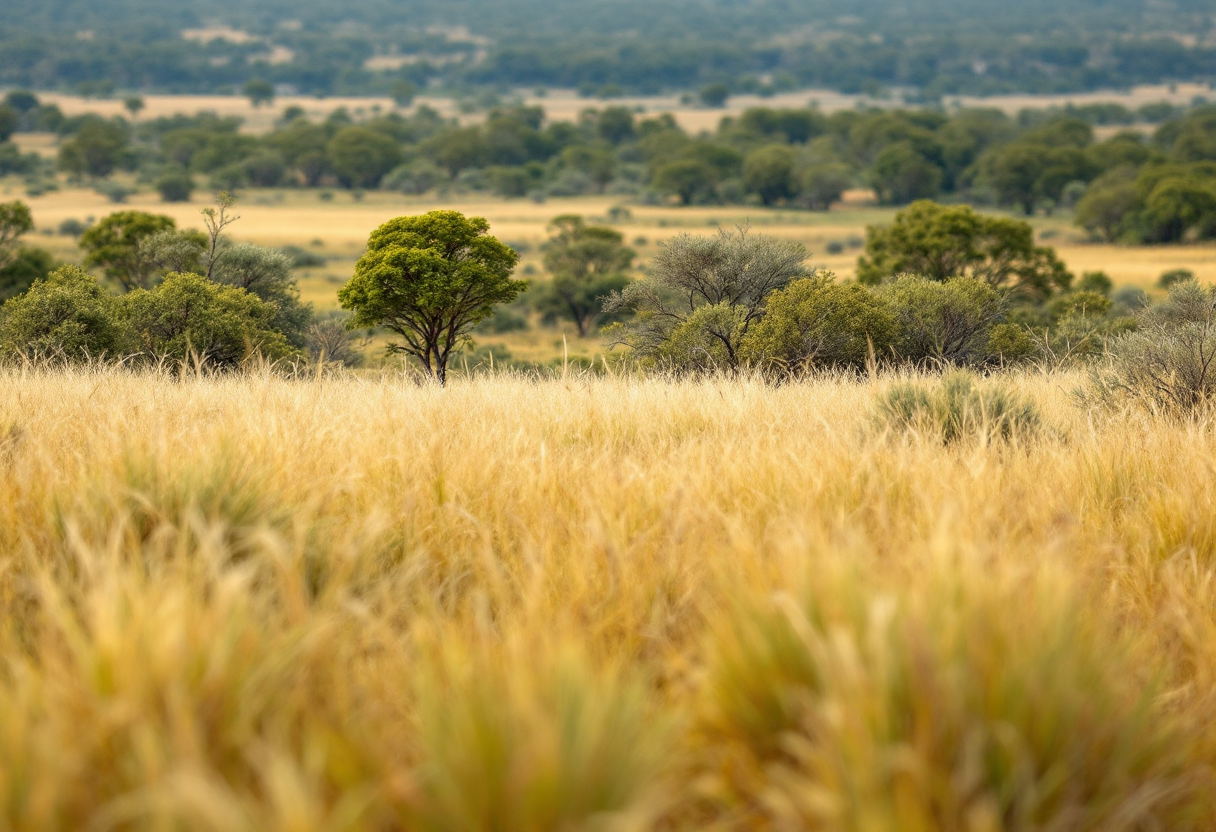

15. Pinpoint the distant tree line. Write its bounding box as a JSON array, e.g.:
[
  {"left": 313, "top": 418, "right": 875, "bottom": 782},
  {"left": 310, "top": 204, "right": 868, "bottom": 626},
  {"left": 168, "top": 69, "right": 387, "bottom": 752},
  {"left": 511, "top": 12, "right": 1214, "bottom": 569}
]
[
  {"left": 1, "top": 0, "right": 1214, "bottom": 98},
  {"left": 4, "top": 89, "right": 1213, "bottom": 244}
]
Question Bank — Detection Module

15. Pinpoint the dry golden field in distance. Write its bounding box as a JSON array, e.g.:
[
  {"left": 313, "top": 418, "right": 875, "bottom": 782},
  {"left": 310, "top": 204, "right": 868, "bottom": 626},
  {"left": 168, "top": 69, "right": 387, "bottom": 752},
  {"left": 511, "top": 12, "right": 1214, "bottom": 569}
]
[
  {"left": 8, "top": 183, "right": 1215, "bottom": 365},
  {"left": 15, "top": 82, "right": 1215, "bottom": 136},
  {"left": 2, "top": 366, "right": 1216, "bottom": 829}
]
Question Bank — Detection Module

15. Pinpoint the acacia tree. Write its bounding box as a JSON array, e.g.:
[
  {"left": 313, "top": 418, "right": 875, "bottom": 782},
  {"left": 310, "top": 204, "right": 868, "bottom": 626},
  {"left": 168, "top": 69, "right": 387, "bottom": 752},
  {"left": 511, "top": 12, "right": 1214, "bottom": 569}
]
[
  {"left": 857, "top": 201, "right": 1072, "bottom": 300},
  {"left": 605, "top": 227, "right": 807, "bottom": 370},
  {"left": 79, "top": 211, "right": 178, "bottom": 290},
  {"left": 531, "top": 215, "right": 633, "bottom": 337},
  {"left": 339, "top": 211, "right": 525, "bottom": 384}
]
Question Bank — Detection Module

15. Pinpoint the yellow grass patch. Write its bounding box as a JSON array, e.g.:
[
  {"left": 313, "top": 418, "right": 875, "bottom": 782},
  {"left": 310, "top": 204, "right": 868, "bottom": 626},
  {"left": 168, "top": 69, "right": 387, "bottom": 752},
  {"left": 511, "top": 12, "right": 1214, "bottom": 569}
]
[{"left": 1, "top": 367, "right": 1216, "bottom": 828}]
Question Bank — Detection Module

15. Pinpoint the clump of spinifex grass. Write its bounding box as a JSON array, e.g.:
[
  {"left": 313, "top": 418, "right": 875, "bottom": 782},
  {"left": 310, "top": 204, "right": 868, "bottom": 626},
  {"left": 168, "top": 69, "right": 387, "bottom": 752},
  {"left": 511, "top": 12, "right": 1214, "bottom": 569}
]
[
  {"left": 694, "top": 566, "right": 1208, "bottom": 830},
  {"left": 874, "top": 369, "right": 1040, "bottom": 443}
]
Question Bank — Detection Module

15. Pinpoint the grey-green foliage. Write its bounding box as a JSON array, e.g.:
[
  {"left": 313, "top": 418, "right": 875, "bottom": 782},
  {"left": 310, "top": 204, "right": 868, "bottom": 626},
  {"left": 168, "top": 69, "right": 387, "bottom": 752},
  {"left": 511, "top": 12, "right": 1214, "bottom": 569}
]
[
  {"left": 604, "top": 227, "right": 807, "bottom": 369},
  {"left": 1093, "top": 280, "right": 1216, "bottom": 413},
  {"left": 0, "top": 265, "right": 128, "bottom": 360},
  {"left": 874, "top": 369, "right": 1039, "bottom": 444},
  {"left": 137, "top": 229, "right": 207, "bottom": 279},
  {"left": 876, "top": 275, "right": 1006, "bottom": 366},
  {"left": 210, "top": 243, "right": 313, "bottom": 347}
]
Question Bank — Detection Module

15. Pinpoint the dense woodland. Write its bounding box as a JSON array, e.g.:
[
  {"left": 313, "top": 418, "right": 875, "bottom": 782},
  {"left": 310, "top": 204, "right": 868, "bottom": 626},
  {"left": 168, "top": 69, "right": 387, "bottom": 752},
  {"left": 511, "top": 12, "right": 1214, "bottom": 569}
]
[{"left": 1, "top": 0, "right": 1214, "bottom": 97}]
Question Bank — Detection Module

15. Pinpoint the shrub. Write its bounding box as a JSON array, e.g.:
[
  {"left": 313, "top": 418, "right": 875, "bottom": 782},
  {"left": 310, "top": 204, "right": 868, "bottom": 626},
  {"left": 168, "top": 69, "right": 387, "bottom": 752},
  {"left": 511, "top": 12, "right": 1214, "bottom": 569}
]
[
  {"left": 279, "top": 244, "right": 326, "bottom": 268},
  {"left": 123, "top": 271, "right": 294, "bottom": 367},
  {"left": 698, "top": 573, "right": 1201, "bottom": 830},
  {"left": 0, "top": 265, "right": 127, "bottom": 360},
  {"left": 1093, "top": 280, "right": 1216, "bottom": 414},
  {"left": 155, "top": 171, "right": 193, "bottom": 203},
  {"left": 874, "top": 369, "right": 1039, "bottom": 443},
  {"left": 383, "top": 160, "right": 448, "bottom": 195},
  {"left": 57, "top": 218, "right": 90, "bottom": 237},
  {"left": 1160, "top": 268, "right": 1196, "bottom": 289},
  {"left": 210, "top": 243, "right": 313, "bottom": 348},
  {"left": 739, "top": 275, "right": 898, "bottom": 371},
  {"left": 93, "top": 180, "right": 133, "bottom": 203},
  {"left": 985, "top": 321, "right": 1039, "bottom": 363},
  {"left": 877, "top": 275, "right": 1006, "bottom": 365}
]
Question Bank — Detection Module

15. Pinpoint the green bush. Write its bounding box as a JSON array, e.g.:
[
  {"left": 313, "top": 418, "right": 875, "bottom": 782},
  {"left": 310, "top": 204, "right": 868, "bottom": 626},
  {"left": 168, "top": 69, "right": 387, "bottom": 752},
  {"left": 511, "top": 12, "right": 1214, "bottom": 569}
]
[
  {"left": 739, "top": 275, "right": 898, "bottom": 371},
  {"left": 0, "top": 265, "right": 127, "bottom": 361},
  {"left": 1092, "top": 280, "right": 1216, "bottom": 414},
  {"left": 155, "top": 171, "right": 193, "bottom": 203},
  {"left": 873, "top": 369, "right": 1039, "bottom": 443},
  {"left": 877, "top": 275, "right": 1006, "bottom": 365},
  {"left": 123, "top": 271, "right": 295, "bottom": 367},
  {"left": 985, "top": 321, "right": 1039, "bottom": 363}
]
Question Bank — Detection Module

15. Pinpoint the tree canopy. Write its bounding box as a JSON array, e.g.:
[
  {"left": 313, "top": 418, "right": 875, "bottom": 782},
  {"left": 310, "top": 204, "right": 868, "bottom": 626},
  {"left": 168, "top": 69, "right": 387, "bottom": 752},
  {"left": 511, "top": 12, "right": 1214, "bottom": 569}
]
[
  {"left": 857, "top": 201, "right": 1072, "bottom": 299},
  {"left": 339, "top": 210, "right": 525, "bottom": 383}
]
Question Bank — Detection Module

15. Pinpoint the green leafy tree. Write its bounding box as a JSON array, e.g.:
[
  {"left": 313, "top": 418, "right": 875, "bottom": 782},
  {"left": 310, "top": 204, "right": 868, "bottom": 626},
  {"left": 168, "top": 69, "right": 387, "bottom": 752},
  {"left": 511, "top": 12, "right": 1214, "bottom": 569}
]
[
  {"left": 0, "top": 266, "right": 128, "bottom": 360},
  {"left": 328, "top": 127, "right": 403, "bottom": 188},
  {"left": 1139, "top": 175, "right": 1216, "bottom": 243},
  {"left": 338, "top": 211, "right": 525, "bottom": 384},
  {"left": 983, "top": 143, "right": 1049, "bottom": 214},
  {"left": 561, "top": 146, "right": 616, "bottom": 191},
  {"left": 0, "top": 201, "right": 35, "bottom": 270},
  {"left": 857, "top": 201, "right": 1072, "bottom": 300},
  {"left": 57, "top": 119, "right": 130, "bottom": 179},
  {"left": 156, "top": 170, "right": 194, "bottom": 203},
  {"left": 700, "top": 83, "right": 730, "bottom": 108},
  {"left": 0, "top": 106, "right": 17, "bottom": 142},
  {"left": 870, "top": 142, "right": 944, "bottom": 204},
  {"left": 244, "top": 79, "right": 275, "bottom": 108},
  {"left": 0, "top": 246, "right": 57, "bottom": 302},
  {"left": 80, "top": 211, "right": 179, "bottom": 291},
  {"left": 1075, "top": 168, "right": 1139, "bottom": 242},
  {"left": 743, "top": 145, "right": 798, "bottom": 205},
  {"left": 799, "top": 163, "right": 852, "bottom": 210},
  {"left": 123, "top": 271, "right": 293, "bottom": 367},
  {"left": 123, "top": 96, "right": 144, "bottom": 119},
  {"left": 596, "top": 107, "right": 636, "bottom": 144},
  {"left": 652, "top": 159, "right": 717, "bottom": 205},
  {"left": 739, "top": 275, "right": 898, "bottom": 371},
  {"left": 530, "top": 215, "right": 633, "bottom": 337},
  {"left": 604, "top": 227, "right": 807, "bottom": 369}
]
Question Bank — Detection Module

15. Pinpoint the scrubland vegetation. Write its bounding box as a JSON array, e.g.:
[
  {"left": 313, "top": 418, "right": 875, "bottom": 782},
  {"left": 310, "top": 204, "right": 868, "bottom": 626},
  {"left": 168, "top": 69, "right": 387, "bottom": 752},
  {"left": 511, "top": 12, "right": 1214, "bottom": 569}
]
[
  {"left": 3, "top": 364, "right": 1216, "bottom": 829},
  {"left": 3, "top": 6, "right": 1216, "bottom": 815}
]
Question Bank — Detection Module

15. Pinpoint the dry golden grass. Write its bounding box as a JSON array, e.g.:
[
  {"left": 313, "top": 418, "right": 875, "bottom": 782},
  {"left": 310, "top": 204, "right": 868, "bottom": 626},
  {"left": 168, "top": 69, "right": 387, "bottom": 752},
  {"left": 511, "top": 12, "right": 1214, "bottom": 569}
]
[
  {"left": 20, "top": 81, "right": 1216, "bottom": 137},
  {"left": 2, "top": 365, "right": 1216, "bottom": 829}
]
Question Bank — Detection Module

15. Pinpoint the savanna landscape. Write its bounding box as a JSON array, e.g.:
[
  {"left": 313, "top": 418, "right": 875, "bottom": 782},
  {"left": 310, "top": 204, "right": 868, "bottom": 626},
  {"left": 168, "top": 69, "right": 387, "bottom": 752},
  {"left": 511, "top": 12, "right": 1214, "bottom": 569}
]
[{"left": 3, "top": 0, "right": 1216, "bottom": 830}]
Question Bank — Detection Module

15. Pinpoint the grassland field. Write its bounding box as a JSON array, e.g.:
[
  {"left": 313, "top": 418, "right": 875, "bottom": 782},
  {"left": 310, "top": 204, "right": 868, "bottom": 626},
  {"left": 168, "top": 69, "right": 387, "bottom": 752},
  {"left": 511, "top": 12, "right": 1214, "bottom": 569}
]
[
  {"left": 5, "top": 88, "right": 1216, "bottom": 827},
  {"left": 3, "top": 366, "right": 1216, "bottom": 829}
]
